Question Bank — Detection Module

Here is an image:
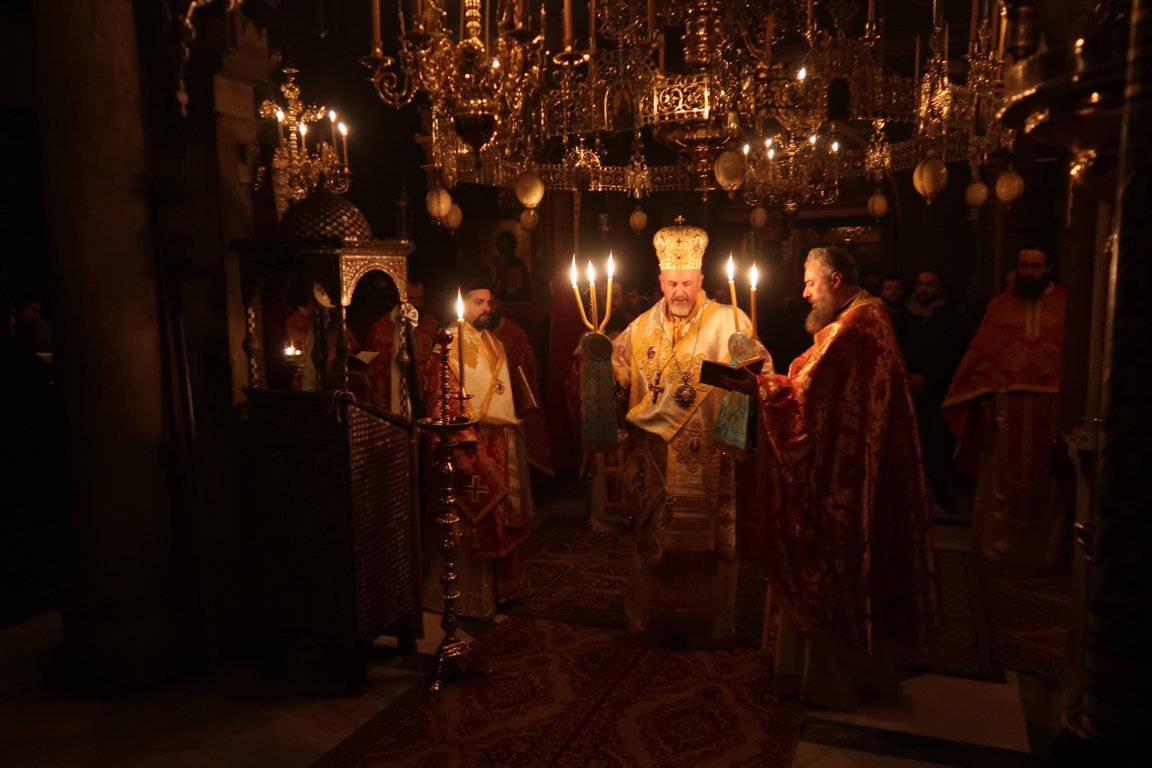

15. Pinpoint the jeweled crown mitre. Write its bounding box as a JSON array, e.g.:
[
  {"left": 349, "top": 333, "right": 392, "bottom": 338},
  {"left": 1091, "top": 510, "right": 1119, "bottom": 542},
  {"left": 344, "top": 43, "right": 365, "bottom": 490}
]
[{"left": 653, "top": 215, "right": 708, "bottom": 272}]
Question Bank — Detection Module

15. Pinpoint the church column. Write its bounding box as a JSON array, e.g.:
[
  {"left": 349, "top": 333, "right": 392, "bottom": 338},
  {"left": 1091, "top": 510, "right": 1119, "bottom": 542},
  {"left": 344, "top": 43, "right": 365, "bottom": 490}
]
[
  {"left": 34, "top": 2, "right": 185, "bottom": 689},
  {"left": 1078, "top": 0, "right": 1152, "bottom": 751}
]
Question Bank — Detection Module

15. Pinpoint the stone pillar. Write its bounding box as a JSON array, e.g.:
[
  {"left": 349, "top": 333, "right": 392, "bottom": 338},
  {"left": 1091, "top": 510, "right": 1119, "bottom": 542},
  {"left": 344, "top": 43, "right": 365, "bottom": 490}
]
[
  {"left": 34, "top": 1, "right": 184, "bottom": 690},
  {"left": 1076, "top": 0, "right": 1152, "bottom": 752}
]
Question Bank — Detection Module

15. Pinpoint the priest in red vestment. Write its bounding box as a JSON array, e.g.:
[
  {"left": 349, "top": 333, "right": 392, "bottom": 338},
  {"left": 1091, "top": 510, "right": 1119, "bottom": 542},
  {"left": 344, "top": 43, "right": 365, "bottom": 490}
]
[
  {"left": 722, "top": 245, "right": 939, "bottom": 709},
  {"left": 422, "top": 272, "right": 534, "bottom": 619},
  {"left": 943, "top": 248, "right": 1069, "bottom": 571}
]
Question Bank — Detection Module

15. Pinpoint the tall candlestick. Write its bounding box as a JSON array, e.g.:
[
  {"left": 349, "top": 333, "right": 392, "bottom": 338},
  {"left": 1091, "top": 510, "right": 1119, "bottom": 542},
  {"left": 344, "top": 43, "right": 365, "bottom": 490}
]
[
  {"left": 807, "top": 0, "right": 814, "bottom": 33},
  {"left": 564, "top": 0, "right": 573, "bottom": 43},
  {"left": 599, "top": 253, "right": 614, "bottom": 332},
  {"left": 726, "top": 255, "right": 739, "bottom": 328},
  {"left": 328, "top": 110, "right": 338, "bottom": 153},
  {"left": 371, "top": 0, "right": 381, "bottom": 49},
  {"left": 587, "top": 261, "right": 599, "bottom": 330},
  {"left": 456, "top": 289, "right": 466, "bottom": 402},
  {"left": 570, "top": 256, "right": 593, "bottom": 330},
  {"left": 647, "top": 0, "right": 655, "bottom": 40},
  {"left": 414, "top": 0, "right": 423, "bottom": 25},
  {"left": 868, "top": 0, "right": 875, "bottom": 25},
  {"left": 338, "top": 122, "right": 349, "bottom": 165},
  {"left": 970, "top": 0, "right": 979, "bottom": 43},
  {"left": 749, "top": 265, "right": 759, "bottom": 340}
]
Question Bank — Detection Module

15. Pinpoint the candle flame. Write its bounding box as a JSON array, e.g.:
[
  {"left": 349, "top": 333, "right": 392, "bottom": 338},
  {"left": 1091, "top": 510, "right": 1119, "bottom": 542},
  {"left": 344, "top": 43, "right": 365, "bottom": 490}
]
[
  {"left": 750, "top": 264, "right": 759, "bottom": 289},
  {"left": 338, "top": 122, "right": 348, "bottom": 136},
  {"left": 587, "top": 260, "right": 596, "bottom": 284},
  {"left": 298, "top": 124, "right": 308, "bottom": 137},
  {"left": 607, "top": 253, "right": 615, "bottom": 279},
  {"left": 727, "top": 255, "right": 735, "bottom": 282},
  {"left": 328, "top": 109, "right": 336, "bottom": 122},
  {"left": 276, "top": 109, "right": 285, "bottom": 123},
  {"left": 456, "top": 289, "right": 464, "bottom": 322},
  {"left": 570, "top": 255, "right": 578, "bottom": 287}
]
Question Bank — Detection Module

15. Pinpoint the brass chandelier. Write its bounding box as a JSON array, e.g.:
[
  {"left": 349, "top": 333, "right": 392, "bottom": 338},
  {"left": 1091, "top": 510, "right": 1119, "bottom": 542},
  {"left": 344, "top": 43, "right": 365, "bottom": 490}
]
[{"left": 363, "top": 0, "right": 1016, "bottom": 212}]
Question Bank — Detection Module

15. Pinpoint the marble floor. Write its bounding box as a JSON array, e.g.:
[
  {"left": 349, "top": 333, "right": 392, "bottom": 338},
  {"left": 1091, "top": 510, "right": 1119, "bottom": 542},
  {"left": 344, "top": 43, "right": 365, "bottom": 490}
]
[{"left": 0, "top": 516, "right": 1062, "bottom": 768}]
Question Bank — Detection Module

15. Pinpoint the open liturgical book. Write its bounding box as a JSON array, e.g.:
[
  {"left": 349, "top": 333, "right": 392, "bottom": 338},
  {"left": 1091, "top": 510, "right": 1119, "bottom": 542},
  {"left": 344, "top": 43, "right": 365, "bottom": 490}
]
[{"left": 699, "top": 356, "right": 766, "bottom": 390}]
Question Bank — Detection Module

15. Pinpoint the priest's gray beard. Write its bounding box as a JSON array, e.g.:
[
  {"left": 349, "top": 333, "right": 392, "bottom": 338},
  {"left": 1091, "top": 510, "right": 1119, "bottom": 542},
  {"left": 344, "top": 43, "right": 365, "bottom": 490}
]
[{"left": 805, "top": 298, "right": 837, "bottom": 334}]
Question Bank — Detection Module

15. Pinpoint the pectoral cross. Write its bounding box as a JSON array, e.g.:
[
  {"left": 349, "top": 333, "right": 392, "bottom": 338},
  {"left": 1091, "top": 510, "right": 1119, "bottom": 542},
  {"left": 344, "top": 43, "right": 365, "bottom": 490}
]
[
  {"left": 650, "top": 372, "right": 665, "bottom": 404},
  {"left": 464, "top": 475, "right": 490, "bottom": 502}
]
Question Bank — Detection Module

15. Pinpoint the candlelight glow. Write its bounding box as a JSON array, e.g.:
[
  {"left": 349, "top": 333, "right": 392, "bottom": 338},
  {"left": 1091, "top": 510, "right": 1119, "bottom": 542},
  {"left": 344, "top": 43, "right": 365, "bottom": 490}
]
[
  {"left": 727, "top": 255, "right": 735, "bottom": 282},
  {"left": 338, "top": 122, "right": 348, "bottom": 136},
  {"left": 456, "top": 289, "right": 464, "bottom": 321},
  {"left": 587, "top": 261, "right": 596, "bottom": 284},
  {"left": 750, "top": 264, "right": 759, "bottom": 289},
  {"left": 570, "top": 256, "right": 578, "bottom": 287},
  {"left": 275, "top": 109, "right": 285, "bottom": 122},
  {"left": 607, "top": 253, "right": 615, "bottom": 278},
  {"left": 329, "top": 109, "right": 336, "bottom": 122},
  {"left": 299, "top": 124, "right": 308, "bottom": 137}
]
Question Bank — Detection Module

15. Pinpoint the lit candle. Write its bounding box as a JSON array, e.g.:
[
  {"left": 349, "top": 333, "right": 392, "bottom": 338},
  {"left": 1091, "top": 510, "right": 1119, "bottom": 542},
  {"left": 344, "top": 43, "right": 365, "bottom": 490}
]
[
  {"left": 570, "top": 256, "right": 593, "bottom": 330},
  {"left": 727, "top": 254, "right": 739, "bottom": 327},
  {"left": 328, "top": 110, "right": 338, "bottom": 152},
  {"left": 564, "top": 0, "right": 573, "bottom": 43},
  {"left": 371, "top": 0, "right": 381, "bottom": 49},
  {"left": 589, "top": 0, "right": 597, "bottom": 49},
  {"left": 749, "top": 265, "right": 759, "bottom": 340},
  {"left": 599, "top": 253, "right": 614, "bottom": 332},
  {"left": 275, "top": 109, "right": 286, "bottom": 147},
  {"left": 913, "top": 34, "right": 921, "bottom": 84},
  {"left": 283, "top": 341, "right": 301, "bottom": 361},
  {"left": 298, "top": 123, "right": 309, "bottom": 153},
  {"left": 587, "top": 261, "right": 599, "bottom": 330},
  {"left": 338, "top": 122, "right": 349, "bottom": 165},
  {"left": 997, "top": 5, "right": 1007, "bottom": 61},
  {"left": 456, "top": 289, "right": 466, "bottom": 401}
]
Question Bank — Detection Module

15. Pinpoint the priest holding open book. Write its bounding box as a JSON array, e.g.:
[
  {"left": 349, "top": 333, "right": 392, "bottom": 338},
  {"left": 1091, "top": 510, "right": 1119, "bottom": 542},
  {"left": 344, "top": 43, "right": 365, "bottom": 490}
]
[{"left": 717, "top": 244, "right": 940, "bottom": 710}]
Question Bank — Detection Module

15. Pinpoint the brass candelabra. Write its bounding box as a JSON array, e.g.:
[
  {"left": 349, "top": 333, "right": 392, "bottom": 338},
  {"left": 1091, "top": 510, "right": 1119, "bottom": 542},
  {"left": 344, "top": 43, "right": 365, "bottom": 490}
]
[{"left": 416, "top": 327, "right": 487, "bottom": 694}]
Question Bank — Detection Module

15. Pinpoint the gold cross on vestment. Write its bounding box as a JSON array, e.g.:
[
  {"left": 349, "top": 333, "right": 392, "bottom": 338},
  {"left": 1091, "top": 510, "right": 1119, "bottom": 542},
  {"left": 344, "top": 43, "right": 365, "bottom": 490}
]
[{"left": 464, "top": 474, "right": 489, "bottom": 502}]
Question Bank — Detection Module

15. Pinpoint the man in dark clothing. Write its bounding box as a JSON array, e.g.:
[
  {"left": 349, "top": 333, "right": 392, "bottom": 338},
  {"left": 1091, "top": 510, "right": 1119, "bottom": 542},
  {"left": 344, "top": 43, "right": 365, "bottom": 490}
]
[{"left": 899, "top": 271, "right": 970, "bottom": 514}]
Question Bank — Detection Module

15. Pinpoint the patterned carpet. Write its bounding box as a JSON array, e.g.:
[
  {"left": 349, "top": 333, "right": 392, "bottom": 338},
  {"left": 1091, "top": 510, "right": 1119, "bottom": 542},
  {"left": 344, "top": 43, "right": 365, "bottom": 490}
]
[
  {"left": 315, "top": 617, "right": 804, "bottom": 768},
  {"left": 984, "top": 561, "right": 1072, "bottom": 674},
  {"left": 507, "top": 516, "right": 1002, "bottom": 681}
]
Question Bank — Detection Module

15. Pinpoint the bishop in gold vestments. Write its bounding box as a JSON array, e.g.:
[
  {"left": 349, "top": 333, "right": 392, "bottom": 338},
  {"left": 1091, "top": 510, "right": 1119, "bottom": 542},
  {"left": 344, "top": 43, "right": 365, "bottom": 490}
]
[{"left": 611, "top": 219, "right": 762, "bottom": 645}]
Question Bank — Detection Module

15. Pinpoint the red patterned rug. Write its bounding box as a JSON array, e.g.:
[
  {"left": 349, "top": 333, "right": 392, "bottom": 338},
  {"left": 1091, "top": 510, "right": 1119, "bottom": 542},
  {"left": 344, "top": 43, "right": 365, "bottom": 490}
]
[
  {"left": 984, "top": 561, "right": 1072, "bottom": 674},
  {"left": 507, "top": 516, "right": 1001, "bottom": 681},
  {"left": 314, "top": 617, "right": 804, "bottom": 768}
]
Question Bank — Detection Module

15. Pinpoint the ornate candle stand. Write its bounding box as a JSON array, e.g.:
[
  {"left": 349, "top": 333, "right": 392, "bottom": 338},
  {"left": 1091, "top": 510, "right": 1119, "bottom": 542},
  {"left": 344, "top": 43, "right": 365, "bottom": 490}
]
[{"left": 417, "top": 327, "right": 487, "bottom": 694}]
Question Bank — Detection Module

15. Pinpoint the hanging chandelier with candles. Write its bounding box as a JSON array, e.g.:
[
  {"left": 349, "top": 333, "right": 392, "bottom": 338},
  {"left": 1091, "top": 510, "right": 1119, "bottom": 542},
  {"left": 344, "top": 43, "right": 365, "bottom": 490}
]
[
  {"left": 364, "top": 0, "right": 1017, "bottom": 210},
  {"left": 258, "top": 68, "right": 353, "bottom": 208}
]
